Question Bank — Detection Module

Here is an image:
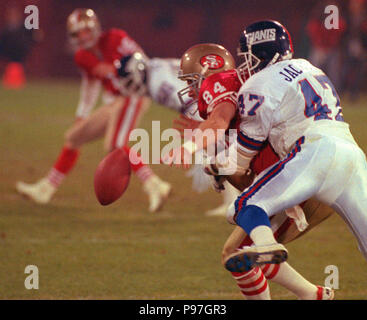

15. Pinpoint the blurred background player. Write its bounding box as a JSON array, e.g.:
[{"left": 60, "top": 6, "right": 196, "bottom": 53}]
[
  {"left": 15, "top": 8, "right": 171, "bottom": 212},
  {"left": 111, "top": 51, "right": 239, "bottom": 215},
  {"left": 340, "top": 0, "right": 367, "bottom": 101},
  {"left": 305, "top": 0, "right": 346, "bottom": 92}
]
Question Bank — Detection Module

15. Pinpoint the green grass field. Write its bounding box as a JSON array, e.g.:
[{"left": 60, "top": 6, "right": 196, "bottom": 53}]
[{"left": 1, "top": 81, "right": 367, "bottom": 299}]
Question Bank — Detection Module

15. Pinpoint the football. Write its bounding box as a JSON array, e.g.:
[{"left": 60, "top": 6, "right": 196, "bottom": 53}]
[{"left": 94, "top": 148, "right": 131, "bottom": 205}]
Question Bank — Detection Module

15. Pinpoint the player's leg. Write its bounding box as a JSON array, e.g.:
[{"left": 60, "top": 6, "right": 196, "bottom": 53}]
[
  {"left": 222, "top": 227, "right": 270, "bottom": 299},
  {"left": 225, "top": 137, "right": 334, "bottom": 271},
  {"left": 263, "top": 199, "right": 334, "bottom": 299},
  {"left": 330, "top": 149, "right": 367, "bottom": 261},
  {"left": 105, "top": 95, "right": 172, "bottom": 212},
  {"left": 223, "top": 207, "right": 334, "bottom": 300},
  {"left": 104, "top": 95, "right": 149, "bottom": 152},
  {"left": 206, "top": 182, "right": 240, "bottom": 217},
  {"left": 16, "top": 103, "right": 114, "bottom": 204}
]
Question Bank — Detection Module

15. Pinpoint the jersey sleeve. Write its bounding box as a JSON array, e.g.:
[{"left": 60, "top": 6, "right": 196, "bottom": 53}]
[
  {"left": 198, "top": 73, "right": 237, "bottom": 119},
  {"left": 237, "top": 89, "right": 279, "bottom": 154},
  {"left": 105, "top": 29, "right": 143, "bottom": 61},
  {"left": 74, "top": 49, "right": 100, "bottom": 76}
]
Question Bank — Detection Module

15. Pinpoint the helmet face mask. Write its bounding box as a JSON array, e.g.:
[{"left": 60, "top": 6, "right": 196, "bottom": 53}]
[
  {"left": 236, "top": 47, "right": 262, "bottom": 82},
  {"left": 67, "top": 9, "right": 101, "bottom": 50},
  {"left": 177, "top": 70, "right": 206, "bottom": 108},
  {"left": 237, "top": 20, "right": 294, "bottom": 81},
  {"left": 178, "top": 43, "right": 236, "bottom": 110}
]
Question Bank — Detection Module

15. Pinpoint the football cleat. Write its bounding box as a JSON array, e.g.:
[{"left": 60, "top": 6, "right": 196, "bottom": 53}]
[
  {"left": 143, "top": 175, "right": 172, "bottom": 212},
  {"left": 16, "top": 178, "right": 57, "bottom": 204},
  {"left": 316, "top": 286, "right": 335, "bottom": 300},
  {"left": 224, "top": 243, "right": 288, "bottom": 272}
]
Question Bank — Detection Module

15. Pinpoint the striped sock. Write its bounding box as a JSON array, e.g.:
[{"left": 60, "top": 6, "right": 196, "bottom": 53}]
[
  {"left": 47, "top": 146, "right": 79, "bottom": 187},
  {"left": 123, "top": 146, "right": 153, "bottom": 183},
  {"left": 262, "top": 262, "right": 318, "bottom": 300},
  {"left": 231, "top": 267, "right": 271, "bottom": 300},
  {"left": 261, "top": 264, "right": 280, "bottom": 280}
]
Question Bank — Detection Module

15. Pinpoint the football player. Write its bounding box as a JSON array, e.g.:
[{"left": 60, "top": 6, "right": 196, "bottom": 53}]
[
  {"left": 166, "top": 43, "right": 334, "bottom": 299},
  {"left": 181, "top": 21, "right": 367, "bottom": 282},
  {"left": 107, "top": 51, "right": 240, "bottom": 215},
  {"left": 15, "top": 8, "right": 171, "bottom": 212}
]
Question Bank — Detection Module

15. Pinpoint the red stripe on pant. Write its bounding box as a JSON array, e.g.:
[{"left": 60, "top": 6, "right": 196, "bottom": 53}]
[
  {"left": 111, "top": 97, "right": 131, "bottom": 149},
  {"left": 112, "top": 97, "right": 143, "bottom": 149}
]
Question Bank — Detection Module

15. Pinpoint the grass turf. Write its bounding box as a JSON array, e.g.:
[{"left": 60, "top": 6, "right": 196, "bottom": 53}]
[{"left": 0, "top": 81, "right": 367, "bottom": 299}]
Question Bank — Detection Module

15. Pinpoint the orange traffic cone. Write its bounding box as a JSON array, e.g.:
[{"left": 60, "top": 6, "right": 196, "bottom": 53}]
[{"left": 2, "top": 62, "right": 25, "bottom": 89}]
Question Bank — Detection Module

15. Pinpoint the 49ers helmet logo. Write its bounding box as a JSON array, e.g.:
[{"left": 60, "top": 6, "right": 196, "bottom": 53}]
[{"left": 200, "top": 54, "right": 225, "bottom": 70}]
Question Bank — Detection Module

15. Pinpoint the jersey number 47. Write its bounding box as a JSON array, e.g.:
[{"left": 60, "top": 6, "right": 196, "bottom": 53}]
[{"left": 299, "top": 74, "right": 344, "bottom": 122}]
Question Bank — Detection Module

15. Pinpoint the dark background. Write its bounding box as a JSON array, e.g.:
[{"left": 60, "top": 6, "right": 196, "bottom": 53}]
[{"left": 0, "top": 0, "right": 348, "bottom": 78}]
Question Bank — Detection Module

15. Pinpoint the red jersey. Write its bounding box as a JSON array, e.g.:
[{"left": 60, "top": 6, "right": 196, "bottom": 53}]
[
  {"left": 250, "top": 143, "right": 280, "bottom": 175},
  {"left": 198, "top": 69, "right": 241, "bottom": 120},
  {"left": 74, "top": 28, "right": 143, "bottom": 95},
  {"left": 198, "top": 69, "right": 280, "bottom": 175}
]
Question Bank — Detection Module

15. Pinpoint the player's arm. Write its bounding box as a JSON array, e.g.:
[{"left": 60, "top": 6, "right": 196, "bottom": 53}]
[
  {"left": 211, "top": 89, "right": 275, "bottom": 176},
  {"left": 75, "top": 48, "right": 115, "bottom": 80},
  {"left": 192, "top": 100, "right": 236, "bottom": 151},
  {"left": 163, "top": 101, "right": 234, "bottom": 168}
]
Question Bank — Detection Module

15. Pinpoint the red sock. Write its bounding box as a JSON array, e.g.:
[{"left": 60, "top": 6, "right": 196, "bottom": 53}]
[
  {"left": 231, "top": 267, "right": 270, "bottom": 300},
  {"left": 123, "top": 146, "right": 153, "bottom": 183},
  {"left": 47, "top": 146, "right": 79, "bottom": 187}
]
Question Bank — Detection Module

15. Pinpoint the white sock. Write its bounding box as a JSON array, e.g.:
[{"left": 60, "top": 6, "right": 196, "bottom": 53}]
[
  {"left": 249, "top": 225, "right": 277, "bottom": 246},
  {"left": 267, "top": 262, "right": 318, "bottom": 299}
]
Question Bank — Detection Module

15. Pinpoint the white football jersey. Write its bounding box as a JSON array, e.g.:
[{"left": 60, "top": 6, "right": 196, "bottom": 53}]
[
  {"left": 236, "top": 58, "right": 355, "bottom": 158},
  {"left": 147, "top": 58, "right": 202, "bottom": 121}
]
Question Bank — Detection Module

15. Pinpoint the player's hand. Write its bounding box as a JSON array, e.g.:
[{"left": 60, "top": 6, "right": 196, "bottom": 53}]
[
  {"left": 173, "top": 114, "right": 201, "bottom": 138},
  {"left": 92, "top": 62, "right": 116, "bottom": 79},
  {"left": 161, "top": 146, "right": 192, "bottom": 169},
  {"left": 203, "top": 162, "right": 225, "bottom": 192},
  {"left": 211, "top": 175, "right": 226, "bottom": 193}
]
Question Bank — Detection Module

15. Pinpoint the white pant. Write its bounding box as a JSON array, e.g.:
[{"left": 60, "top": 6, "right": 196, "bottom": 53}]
[{"left": 229, "top": 133, "right": 367, "bottom": 260}]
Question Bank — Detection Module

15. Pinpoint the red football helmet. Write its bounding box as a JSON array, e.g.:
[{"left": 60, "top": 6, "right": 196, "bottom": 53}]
[{"left": 67, "top": 8, "right": 101, "bottom": 50}]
